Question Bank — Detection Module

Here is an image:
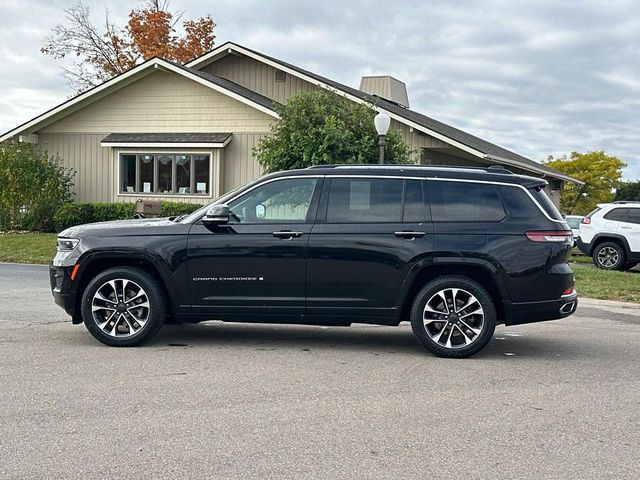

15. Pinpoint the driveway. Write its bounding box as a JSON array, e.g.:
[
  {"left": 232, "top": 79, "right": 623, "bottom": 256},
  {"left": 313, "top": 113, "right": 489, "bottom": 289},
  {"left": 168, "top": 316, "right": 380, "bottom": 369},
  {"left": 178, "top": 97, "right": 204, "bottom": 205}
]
[{"left": 0, "top": 263, "right": 639, "bottom": 479}]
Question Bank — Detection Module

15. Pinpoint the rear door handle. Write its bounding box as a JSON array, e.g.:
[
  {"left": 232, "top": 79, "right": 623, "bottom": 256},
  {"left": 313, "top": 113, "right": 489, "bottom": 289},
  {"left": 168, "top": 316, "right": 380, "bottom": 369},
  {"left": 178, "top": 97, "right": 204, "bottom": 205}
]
[
  {"left": 273, "top": 230, "right": 303, "bottom": 239},
  {"left": 394, "top": 231, "right": 426, "bottom": 239},
  {"left": 621, "top": 226, "right": 632, "bottom": 229}
]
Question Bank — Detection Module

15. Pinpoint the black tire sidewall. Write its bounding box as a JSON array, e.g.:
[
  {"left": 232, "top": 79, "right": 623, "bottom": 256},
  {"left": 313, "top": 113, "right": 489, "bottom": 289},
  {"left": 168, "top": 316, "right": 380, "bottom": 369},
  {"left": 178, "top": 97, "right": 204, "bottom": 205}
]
[
  {"left": 593, "top": 242, "right": 625, "bottom": 270},
  {"left": 410, "top": 276, "right": 496, "bottom": 358},
  {"left": 81, "top": 267, "right": 166, "bottom": 347}
]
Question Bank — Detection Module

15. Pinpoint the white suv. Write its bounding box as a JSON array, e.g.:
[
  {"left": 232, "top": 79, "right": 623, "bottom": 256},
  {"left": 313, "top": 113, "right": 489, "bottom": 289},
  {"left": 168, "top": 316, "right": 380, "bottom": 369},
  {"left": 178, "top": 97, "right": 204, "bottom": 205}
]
[{"left": 577, "top": 202, "right": 640, "bottom": 270}]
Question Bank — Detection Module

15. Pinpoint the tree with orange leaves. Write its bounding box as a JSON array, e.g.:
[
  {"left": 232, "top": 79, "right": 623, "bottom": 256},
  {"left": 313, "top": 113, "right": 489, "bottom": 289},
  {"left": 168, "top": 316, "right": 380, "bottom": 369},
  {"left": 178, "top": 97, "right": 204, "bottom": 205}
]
[{"left": 42, "top": 1, "right": 216, "bottom": 93}]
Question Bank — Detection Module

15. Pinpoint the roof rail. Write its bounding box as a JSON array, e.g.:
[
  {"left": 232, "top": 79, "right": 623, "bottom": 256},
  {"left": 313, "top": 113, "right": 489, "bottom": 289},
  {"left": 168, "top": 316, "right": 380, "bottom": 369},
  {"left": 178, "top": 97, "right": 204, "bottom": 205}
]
[
  {"left": 613, "top": 201, "right": 640, "bottom": 204},
  {"left": 305, "top": 164, "right": 509, "bottom": 172},
  {"left": 487, "top": 164, "right": 514, "bottom": 174}
]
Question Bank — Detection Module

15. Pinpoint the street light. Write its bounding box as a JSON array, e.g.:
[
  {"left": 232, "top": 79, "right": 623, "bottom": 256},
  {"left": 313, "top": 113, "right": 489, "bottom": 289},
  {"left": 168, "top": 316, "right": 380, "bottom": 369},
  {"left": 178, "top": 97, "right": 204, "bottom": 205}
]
[{"left": 374, "top": 110, "right": 391, "bottom": 164}]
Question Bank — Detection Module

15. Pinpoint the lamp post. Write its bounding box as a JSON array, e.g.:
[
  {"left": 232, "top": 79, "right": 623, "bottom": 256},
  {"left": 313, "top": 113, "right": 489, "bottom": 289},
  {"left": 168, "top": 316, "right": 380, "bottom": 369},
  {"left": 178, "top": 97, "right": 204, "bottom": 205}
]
[{"left": 374, "top": 111, "right": 391, "bottom": 164}]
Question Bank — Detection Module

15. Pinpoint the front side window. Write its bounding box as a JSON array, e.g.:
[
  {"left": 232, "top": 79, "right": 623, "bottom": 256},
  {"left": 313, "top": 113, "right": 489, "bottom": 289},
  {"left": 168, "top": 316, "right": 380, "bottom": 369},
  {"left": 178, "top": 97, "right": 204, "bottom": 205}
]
[
  {"left": 430, "top": 181, "right": 505, "bottom": 222},
  {"left": 119, "top": 153, "right": 211, "bottom": 195},
  {"left": 228, "top": 178, "right": 318, "bottom": 224}
]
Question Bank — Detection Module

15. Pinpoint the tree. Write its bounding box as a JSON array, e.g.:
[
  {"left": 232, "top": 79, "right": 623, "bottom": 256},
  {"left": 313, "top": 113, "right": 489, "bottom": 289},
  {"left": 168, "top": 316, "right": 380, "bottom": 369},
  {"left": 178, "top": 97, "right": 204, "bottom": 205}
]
[
  {"left": 614, "top": 181, "right": 640, "bottom": 201},
  {"left": 0, "top": 142, "right": 75, "bottom": 232},
  {"left": 544, "top": 151, "right": 626, "bottom": 215},
  {"left": 42, "top": 1, "right": 216, "bottom": 93},
  {"left": 254, "top": 89, "right": 414, "bottom": 173}
]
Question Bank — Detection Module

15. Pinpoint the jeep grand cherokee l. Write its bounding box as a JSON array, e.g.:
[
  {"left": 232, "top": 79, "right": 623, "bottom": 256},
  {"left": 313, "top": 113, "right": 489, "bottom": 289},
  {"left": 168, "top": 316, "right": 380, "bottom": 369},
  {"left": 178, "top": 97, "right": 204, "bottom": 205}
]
[{"left": 50, "top": 165, "right": 577, "bottom": 358}]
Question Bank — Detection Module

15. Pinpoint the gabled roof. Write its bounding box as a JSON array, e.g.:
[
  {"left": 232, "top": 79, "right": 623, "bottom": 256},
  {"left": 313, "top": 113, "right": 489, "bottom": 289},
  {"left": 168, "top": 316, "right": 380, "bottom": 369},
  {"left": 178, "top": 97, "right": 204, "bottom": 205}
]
[
  {"left": 188, "top": 42, "right": 580, "bottom": 184},
  {"left": 0, "top": 57, "right": 277, "bottom": 143}
]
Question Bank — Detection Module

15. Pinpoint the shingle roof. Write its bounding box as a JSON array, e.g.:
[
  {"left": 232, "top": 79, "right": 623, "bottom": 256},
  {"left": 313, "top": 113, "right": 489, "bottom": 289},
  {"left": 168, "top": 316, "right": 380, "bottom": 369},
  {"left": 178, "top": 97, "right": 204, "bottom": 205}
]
[
  {"left": 225, "top": 43, "right": 574, "bottom": 182},
  {"left": 102, "top": 132, "right": 232, "bottom": 144}
]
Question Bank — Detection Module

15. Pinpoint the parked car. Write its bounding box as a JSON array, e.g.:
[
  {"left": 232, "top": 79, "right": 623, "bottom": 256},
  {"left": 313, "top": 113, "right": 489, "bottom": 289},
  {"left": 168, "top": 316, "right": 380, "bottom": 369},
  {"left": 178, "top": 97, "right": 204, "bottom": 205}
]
[
  {"left": 577, "top": 201, "right": 640, "bottom": 270},
  {"left": 564, "top": 215, "right": 584, "bottom": 246},
  {"left": 50, "top": 165, "right": 577, "bottom": 358}
]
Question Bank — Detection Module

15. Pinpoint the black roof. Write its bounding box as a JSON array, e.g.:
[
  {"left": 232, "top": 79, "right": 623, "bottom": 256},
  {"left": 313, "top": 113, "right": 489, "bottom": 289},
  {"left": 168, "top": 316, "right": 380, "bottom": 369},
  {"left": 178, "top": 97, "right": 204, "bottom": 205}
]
[
  {"left": 266, "top": 164, "right": 547, "bottom": 188},
  {"left": 102, "top": 132, "right": 232, "bottom": 144},
  {"left": 223, "top": 43, "right": 569, "bottom": 182}
]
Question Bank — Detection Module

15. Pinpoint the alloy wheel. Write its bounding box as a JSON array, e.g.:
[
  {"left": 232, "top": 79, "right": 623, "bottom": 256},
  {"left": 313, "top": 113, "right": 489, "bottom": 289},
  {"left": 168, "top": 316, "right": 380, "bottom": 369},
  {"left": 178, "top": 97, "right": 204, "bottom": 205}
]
[
  {"left": 91, "top": 279, "right": 150, "bottom": 337},
  {"left": 597, "top": 246, "right": 619, "bottom": 268},
  {"left": 423, "top": 288, "right": 485, "bottom": 349}
]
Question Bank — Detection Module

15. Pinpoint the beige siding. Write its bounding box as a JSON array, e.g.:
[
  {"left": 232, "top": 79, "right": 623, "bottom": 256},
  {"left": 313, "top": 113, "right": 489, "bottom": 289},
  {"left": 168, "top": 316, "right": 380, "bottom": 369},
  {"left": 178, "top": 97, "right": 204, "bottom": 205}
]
[
  {"left": 391, "top": 120, "right": 451, "bottom": 163},
  {"left": 202, "top": 54, "right": 317, "bottom": 104},
  {"left": 40, "top": 71, "right": 274, "bottom": 134},
  {"left": 223, "top": 133, "right": 267, "bottom": 192}
]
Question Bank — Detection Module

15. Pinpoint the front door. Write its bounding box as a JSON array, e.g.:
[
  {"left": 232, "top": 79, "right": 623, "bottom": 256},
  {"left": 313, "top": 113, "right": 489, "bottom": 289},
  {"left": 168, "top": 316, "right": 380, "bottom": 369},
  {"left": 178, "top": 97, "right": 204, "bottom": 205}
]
[{"left": 187, "top": 176, "right": 322, "bottom": 318}]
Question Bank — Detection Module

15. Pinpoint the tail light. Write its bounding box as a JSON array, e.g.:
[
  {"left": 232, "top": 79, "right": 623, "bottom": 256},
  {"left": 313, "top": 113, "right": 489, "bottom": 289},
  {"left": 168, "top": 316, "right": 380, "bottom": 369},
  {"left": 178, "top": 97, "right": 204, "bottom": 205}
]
[
  {"left": 525, "top": 230, "right": 573, "bottom": 243},
  {"left": 582, "top": 217, "right": 591, "bottom": 224}
]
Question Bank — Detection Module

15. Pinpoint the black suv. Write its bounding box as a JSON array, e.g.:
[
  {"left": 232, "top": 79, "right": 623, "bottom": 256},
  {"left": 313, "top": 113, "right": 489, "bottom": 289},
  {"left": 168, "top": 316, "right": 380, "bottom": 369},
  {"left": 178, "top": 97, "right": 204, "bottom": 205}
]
[{"left": 50, "top": 165, "right": 577, "bottom": 357}]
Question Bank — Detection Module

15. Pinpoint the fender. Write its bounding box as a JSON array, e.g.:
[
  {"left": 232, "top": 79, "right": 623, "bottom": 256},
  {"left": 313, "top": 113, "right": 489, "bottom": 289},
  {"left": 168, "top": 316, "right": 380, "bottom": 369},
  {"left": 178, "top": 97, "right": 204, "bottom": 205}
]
[
  {"left": 73, "top": 248, "right": 185, "bottom": 314},
  {"left": 395, "top": 254, "right": 512, "bottom": 309},
  {"left": 589, "top": 233, "right": 633, "bottom": 258}
]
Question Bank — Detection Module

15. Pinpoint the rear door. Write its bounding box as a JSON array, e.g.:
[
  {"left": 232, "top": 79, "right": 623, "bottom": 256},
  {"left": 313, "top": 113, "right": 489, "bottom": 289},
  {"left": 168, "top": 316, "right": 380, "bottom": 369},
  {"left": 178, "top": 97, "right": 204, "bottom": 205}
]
[
  {"left": 306, "top": 176, "right": 434, "bottom": 321},
  {"left": 617, "top": 208, "right": 640, "bottom": 252}
]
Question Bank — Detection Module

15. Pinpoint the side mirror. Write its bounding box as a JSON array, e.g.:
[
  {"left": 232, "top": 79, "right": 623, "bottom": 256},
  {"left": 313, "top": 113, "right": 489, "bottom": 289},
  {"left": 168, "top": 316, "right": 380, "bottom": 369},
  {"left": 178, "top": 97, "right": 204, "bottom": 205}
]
[{"left": 202, "top": 204, "right": 230, "bottom": 225}]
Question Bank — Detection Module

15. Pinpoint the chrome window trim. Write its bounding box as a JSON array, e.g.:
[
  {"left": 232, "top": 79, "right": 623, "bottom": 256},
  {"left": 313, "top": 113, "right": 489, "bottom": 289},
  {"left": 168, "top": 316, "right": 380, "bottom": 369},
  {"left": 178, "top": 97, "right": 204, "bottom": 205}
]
[{"left": 190, "top": 174, "right": 564, "bottom": 225}]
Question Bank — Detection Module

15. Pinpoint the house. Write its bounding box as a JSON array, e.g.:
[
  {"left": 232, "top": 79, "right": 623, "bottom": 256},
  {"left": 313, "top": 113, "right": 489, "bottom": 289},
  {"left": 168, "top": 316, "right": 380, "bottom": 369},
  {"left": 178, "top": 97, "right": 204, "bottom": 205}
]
[{"left": 0, "top": 42, "right": 580, "bottom": 206}]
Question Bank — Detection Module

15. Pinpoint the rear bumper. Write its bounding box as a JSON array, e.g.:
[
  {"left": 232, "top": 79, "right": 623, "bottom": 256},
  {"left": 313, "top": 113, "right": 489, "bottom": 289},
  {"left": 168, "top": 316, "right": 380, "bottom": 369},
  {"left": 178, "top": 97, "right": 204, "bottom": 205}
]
[
  {"left": 503, "top": 291, "right": 578, "bottom": 326},
  {"left": 576, "top": 238, "right": 591, "bottom": 256}
]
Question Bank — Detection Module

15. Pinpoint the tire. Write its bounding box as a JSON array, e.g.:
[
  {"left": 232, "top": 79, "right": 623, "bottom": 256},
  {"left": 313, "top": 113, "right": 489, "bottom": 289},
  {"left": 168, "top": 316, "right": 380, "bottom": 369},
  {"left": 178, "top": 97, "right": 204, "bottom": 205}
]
[
  {"left": 410, "top": 275, "right": 497, "bottom": 358},
  {"left": 592, "top": 242, "right": 625, "bottom": 270},
  {"left": 81, "top": 267, "right": 166, "bottom": 347}
]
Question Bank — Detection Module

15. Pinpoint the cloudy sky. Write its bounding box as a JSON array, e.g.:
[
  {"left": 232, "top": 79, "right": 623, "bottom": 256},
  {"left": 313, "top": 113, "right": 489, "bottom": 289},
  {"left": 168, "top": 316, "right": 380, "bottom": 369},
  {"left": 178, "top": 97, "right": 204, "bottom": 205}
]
[{"left": 1, "top": 0, "right": 639, "bottom": 177}]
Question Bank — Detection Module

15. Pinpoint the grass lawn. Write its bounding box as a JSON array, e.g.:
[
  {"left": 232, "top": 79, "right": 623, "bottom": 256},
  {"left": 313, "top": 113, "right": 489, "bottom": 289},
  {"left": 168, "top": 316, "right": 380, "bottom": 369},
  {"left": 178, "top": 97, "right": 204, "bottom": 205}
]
[
  {"left": 568, "top": 247, "right": 592, "bottom": 264},
  {"left": 0, "top": 233, "right": 57, "bottom": 264},
  {"left": 572, "top": 267, "right": 640, "bottom": 303}
]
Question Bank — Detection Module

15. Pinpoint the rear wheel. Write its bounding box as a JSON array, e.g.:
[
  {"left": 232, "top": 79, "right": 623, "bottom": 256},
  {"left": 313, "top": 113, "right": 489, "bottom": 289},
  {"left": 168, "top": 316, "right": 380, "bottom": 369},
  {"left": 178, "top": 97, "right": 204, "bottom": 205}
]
[
  {"left": 410, "top": 276, "right": 496, "bottom": 358},
  {"left": 81, "top": 267, "right": 166, "bottom": 347},
  {"left": 592, "top": 242, "right": 625, "bottom": 270}
]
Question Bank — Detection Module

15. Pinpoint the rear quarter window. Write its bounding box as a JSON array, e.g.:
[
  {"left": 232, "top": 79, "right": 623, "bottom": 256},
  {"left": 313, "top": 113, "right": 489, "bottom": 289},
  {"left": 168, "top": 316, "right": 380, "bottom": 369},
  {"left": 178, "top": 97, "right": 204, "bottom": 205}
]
[
  {"left": 429, "top": 181, "right": 505, "bottom": 222},
  {"left": 529, "top": 187, "right": 563, "bottom": 221}
]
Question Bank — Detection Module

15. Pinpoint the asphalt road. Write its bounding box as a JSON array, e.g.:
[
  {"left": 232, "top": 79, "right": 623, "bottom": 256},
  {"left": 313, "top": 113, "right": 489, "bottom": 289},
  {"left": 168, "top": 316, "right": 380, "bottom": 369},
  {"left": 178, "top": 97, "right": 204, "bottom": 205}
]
[{"left": 1, "top": 263, "right": 639, "bottom": 479}]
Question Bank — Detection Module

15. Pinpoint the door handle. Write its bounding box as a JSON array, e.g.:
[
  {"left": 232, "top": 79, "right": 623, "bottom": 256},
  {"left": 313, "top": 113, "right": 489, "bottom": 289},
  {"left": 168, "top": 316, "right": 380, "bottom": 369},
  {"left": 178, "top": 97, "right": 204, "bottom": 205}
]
[
  {"left": 273, "top": 230, "right": 303, "bottom": 239},
  {"left": 394, "top": 231, "right": 426, "bottom": 239},
  {"left": 620, "top": 226, "right": 632, "bottom": 229}
]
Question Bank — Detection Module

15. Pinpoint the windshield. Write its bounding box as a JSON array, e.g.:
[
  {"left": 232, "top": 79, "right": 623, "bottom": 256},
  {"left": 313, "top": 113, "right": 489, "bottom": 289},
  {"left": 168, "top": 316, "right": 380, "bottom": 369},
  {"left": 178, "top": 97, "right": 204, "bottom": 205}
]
[{"left": 565, "top": 217, "right": 582, "bottom": 229}]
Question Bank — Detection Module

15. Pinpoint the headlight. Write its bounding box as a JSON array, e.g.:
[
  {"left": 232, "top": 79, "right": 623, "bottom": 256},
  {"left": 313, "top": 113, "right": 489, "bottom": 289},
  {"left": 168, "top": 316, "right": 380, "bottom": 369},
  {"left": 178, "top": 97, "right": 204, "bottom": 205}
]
[{"left": 57, "top": 238, "right": 79, "bottom": 251}]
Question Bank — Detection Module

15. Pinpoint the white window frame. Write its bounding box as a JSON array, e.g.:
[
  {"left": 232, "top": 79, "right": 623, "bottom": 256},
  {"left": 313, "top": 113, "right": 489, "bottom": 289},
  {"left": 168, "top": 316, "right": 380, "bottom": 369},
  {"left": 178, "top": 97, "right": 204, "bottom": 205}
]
[{"left": 115, "top": 149, "right": 221, "bottom": 199}]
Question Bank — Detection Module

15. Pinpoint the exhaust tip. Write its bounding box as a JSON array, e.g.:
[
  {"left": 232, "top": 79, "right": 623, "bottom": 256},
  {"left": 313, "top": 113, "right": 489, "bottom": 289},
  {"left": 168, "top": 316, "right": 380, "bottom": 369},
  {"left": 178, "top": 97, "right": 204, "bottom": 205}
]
[{"left": 560, "top": 302, "right": 576, "bottom": 315}]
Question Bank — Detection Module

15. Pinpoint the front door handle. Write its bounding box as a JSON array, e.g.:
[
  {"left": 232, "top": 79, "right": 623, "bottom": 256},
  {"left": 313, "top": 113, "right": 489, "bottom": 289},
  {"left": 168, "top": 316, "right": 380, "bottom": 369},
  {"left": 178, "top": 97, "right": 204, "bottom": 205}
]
[
  {"left": 394, "top": 231, "right": 427, "bottom": 239},
  {"left": 273, "top": 230, "right": 303, "bottom": 239}
]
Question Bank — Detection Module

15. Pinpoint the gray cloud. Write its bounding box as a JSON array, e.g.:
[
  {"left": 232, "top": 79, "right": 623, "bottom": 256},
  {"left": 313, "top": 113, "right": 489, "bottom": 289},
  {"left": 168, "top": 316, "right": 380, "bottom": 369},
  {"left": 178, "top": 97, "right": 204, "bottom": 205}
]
[{"left": 1, "top": 0, "right": 638, "bottom": 177}]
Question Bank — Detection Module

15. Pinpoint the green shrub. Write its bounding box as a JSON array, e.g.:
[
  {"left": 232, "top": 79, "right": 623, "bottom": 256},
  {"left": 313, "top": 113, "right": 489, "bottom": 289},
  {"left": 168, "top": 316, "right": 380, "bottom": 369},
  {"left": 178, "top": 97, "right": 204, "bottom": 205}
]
[
  {"left": 160, "top": 201, "right": 201, "bottom": 217},
  {"left": 52, "top": 201, "right": 201, "bottom": 231},
  {"left": 53, "top": 203, "right": 95, "bottom": 232},
  {"left": 0, "top": 142, "right": 75, "bottom": 231},
  {"left": 92, "top": 202, "right": 135, "bottom": 222}
]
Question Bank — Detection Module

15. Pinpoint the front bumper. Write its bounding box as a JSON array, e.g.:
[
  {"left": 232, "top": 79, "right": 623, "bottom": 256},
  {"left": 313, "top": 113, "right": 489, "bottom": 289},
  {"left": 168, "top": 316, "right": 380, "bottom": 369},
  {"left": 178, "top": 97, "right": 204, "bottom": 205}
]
[
  {"left": 503, "top": 291, "right": 578, "bottom": 326},
  {"left": 50, "top": 265, "right": 78, "bottom": 320}
]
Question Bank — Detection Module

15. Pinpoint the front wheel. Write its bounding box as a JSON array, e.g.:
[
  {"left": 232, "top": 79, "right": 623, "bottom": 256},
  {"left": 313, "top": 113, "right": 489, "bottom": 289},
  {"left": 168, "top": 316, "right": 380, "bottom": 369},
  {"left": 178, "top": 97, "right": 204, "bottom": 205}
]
[
  {"left": 410, "top": 276, "right": 497, "bottom": 358},
  {"left": 81, "top": 267, "right": 166, "bottom": 347}
]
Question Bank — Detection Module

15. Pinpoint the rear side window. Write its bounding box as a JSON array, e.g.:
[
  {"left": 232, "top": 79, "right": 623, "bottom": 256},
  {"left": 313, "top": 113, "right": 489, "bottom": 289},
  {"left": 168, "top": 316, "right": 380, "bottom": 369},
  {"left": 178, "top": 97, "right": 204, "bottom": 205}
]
[
  {"left": 499, "top": 185, "right": 543, "bottom": 220},
  {"left": 326, "top": 178, "right": 403, "bottom": 223},
  {"left": 628, "top": 209, "right": 640, "bottom": 224},
  {"left": 429, "top": 181, "right": 505, "bottom": 222},
  {"left": 529, "top": 187, "right": 563, "bottom": 221},
  {"left": 604, "top": 208, "right": 629, "bottom": 222}
]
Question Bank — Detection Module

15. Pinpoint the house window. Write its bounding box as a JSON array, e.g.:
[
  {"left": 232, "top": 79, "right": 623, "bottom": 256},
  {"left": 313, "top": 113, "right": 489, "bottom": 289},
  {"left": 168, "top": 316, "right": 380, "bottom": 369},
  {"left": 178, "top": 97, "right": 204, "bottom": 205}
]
[{"left": 119, "top": 153, "right": 211, "bottom": 195}]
